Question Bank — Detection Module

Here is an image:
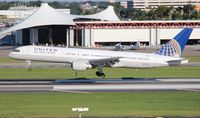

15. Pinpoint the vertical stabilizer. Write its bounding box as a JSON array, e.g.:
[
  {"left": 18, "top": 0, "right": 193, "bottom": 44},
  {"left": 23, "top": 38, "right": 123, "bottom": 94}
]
[{"left": 155, "top": 28, "right": 193, "bottom": 57}]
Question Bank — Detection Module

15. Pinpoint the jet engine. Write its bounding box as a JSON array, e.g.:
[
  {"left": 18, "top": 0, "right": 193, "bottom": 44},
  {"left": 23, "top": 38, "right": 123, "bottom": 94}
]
[{"left": 72, "top": 61, "right": 92, "bottom": 71}]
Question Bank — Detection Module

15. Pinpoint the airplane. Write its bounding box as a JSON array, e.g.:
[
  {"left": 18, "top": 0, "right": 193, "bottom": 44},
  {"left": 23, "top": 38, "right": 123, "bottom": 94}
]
[
  {"left": 111, "top": 42, "right": 124, "bottom": 51},
  {"left": 9, "top": 28, "right": 193, "bottom": 78},
  {"left": 129, "top": 41, "right": 141, "bottom": 50},
  {"left": 111, "top": 41, "right": 140, "bottom": 51}
]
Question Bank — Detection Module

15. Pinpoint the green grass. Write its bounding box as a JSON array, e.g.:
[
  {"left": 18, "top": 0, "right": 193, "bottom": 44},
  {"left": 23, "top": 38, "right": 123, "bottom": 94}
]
[
  {"left": 0, "top": 92, "right": 199, "bottom": 117},
  {"left": 184, "top": 56, "right": 200, "bottom": 62},
  {"left": 0, "top": 66, "right": 200, "bottom": 79}
]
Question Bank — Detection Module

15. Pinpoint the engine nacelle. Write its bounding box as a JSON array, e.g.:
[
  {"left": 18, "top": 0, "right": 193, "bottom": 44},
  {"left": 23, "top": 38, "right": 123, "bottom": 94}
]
[{"left": 72, "top": 61, "right": 92, "bottom": 71}]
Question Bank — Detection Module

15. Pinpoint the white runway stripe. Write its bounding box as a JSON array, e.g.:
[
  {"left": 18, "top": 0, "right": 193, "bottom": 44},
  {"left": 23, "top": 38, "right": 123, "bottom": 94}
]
[{"left": 53, "top": 84, "right": 200, "bottom": 91}]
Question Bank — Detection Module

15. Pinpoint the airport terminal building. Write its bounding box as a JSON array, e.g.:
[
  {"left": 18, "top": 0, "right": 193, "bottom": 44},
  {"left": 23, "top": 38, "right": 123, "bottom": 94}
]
[{"left": 0, "top": 3, "right": 200, "bottom": 47}]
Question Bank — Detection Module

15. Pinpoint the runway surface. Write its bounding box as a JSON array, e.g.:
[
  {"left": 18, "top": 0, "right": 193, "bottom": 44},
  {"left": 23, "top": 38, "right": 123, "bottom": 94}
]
[{"left": 0, "top": 79, "right": 200, "bottom": 92}]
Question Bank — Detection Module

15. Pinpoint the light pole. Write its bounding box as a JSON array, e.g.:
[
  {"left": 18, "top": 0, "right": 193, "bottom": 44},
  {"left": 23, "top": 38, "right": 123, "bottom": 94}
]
[{"left": 72, "top": 107, "right": 89, "bottom": 118}]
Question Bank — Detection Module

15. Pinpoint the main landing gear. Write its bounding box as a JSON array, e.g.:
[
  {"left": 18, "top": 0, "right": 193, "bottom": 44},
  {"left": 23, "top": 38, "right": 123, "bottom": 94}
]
[
  {"left": 26, "top": 60, "right": 32, "bottom": 72},
  {"left": 96, "top": 71, "right": 105, "bottom": 78},
  {"left": 96, "top": 66, "right": 105, "bottom": 78}
]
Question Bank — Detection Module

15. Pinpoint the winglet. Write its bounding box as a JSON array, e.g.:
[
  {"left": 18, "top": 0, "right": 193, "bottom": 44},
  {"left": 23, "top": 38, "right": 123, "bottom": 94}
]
[{"left": 155, "top": 28, "right": 193, "bottom": 57}]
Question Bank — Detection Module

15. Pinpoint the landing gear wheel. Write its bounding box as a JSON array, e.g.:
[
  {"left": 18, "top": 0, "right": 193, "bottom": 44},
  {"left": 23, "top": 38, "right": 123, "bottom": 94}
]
[
  {"left": 101, "top": 73, "right": 105, "bottom": 78},
  {"left": 96, "top": 71, "right": 105, "bottom": 78},
  {"left": 96, "top": 71, "right": 101, "bottom": 76},
  {"left": 28, "top": 68, "right": 32, "bottom": 72},
  {"left": 26, "top": 60, "right": 32, "bottom": 72}
]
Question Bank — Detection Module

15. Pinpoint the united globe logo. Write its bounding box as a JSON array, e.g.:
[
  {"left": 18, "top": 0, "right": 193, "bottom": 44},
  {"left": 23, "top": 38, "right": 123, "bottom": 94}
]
[{"left": 155, "top": 39, "right": 181, "bottom": 57}]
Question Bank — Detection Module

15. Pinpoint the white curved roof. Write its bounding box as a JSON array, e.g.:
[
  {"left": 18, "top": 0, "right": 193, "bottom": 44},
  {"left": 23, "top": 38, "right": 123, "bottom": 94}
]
[
  {"left": 0, "top": 3, "right": 75, "bottom": 35},
  {"left": 72, "top": 6, "right": 120, "bottom": 21},
  {"left": 0, "top": 4, "right": 119, "bottom": 35}
]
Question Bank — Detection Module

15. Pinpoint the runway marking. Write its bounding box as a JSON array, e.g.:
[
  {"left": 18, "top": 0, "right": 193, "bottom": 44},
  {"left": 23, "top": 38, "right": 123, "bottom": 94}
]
[
  {"left": 1, "top": 79, "right": 200, "bottom": 92},
  {"left": 158, "top": 79, "right": 200, "bottom": 82},
  {"left": 53, "top": 84, "right": 200, "bottom": 91},
  {"left": 0, "top": 85, "right": 53, "bottom": 92},
  {"left": 0, "top": 85, "right": 53, "bottom": 87},
  {"left": 54, "top": 90, "right": 90, "bottom": 93},
  {"left": 177, "top": 89, "right": 200, "bottom": 92}
]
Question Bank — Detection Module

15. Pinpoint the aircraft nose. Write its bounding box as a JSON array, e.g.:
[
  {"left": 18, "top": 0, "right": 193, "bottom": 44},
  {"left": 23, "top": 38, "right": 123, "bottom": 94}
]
[
  {"left": 8, "top": 52, "right": 12, "bottom": 58},
  {"left": 8, "top": 52, "right": 15, "bottom": 58}
]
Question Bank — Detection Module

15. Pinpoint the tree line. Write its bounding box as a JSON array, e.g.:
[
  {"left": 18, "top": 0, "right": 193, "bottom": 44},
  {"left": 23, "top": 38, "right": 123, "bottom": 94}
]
[
  {"left": 119, "top": 4, "right": 200, "bottom": 20},
  {"left": 1, "top": 1, "right": 200, "bottom": 20}
]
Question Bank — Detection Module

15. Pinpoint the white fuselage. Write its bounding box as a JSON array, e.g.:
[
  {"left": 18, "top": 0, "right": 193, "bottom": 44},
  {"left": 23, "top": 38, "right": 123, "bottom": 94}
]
[{"left": 9, "top": 45, "right": 184, "bottom": 68}]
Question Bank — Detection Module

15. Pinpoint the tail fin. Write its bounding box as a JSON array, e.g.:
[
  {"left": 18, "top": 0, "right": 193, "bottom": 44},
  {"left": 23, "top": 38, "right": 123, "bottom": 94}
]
[{"left": 155, "top": 28, "right": 193, "bottom": 57}]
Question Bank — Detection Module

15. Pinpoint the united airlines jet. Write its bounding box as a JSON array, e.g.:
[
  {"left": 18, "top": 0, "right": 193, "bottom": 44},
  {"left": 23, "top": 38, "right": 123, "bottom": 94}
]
[{"left": 9, "top": 28, "right": 193, "bottom": 78}]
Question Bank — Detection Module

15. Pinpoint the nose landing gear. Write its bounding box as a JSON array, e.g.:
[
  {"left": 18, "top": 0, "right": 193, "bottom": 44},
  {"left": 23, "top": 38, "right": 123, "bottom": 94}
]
[
  {"left": 28, "top": 68, "right": 32, "bottom": 71},
  {"left": 26, "top": 60, "right": 32, "bottom": 72}
]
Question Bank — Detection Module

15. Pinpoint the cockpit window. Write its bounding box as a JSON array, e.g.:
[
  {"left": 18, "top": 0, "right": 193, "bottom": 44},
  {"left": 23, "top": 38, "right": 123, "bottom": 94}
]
[{"left": 13, "top": 49, "right": 20, "bottom": 52}]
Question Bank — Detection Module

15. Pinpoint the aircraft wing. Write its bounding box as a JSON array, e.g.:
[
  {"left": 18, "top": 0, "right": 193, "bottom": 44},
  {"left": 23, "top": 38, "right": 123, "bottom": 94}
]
[{"left": 89, "top": 57, "right": 121, "bottom": 67}]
